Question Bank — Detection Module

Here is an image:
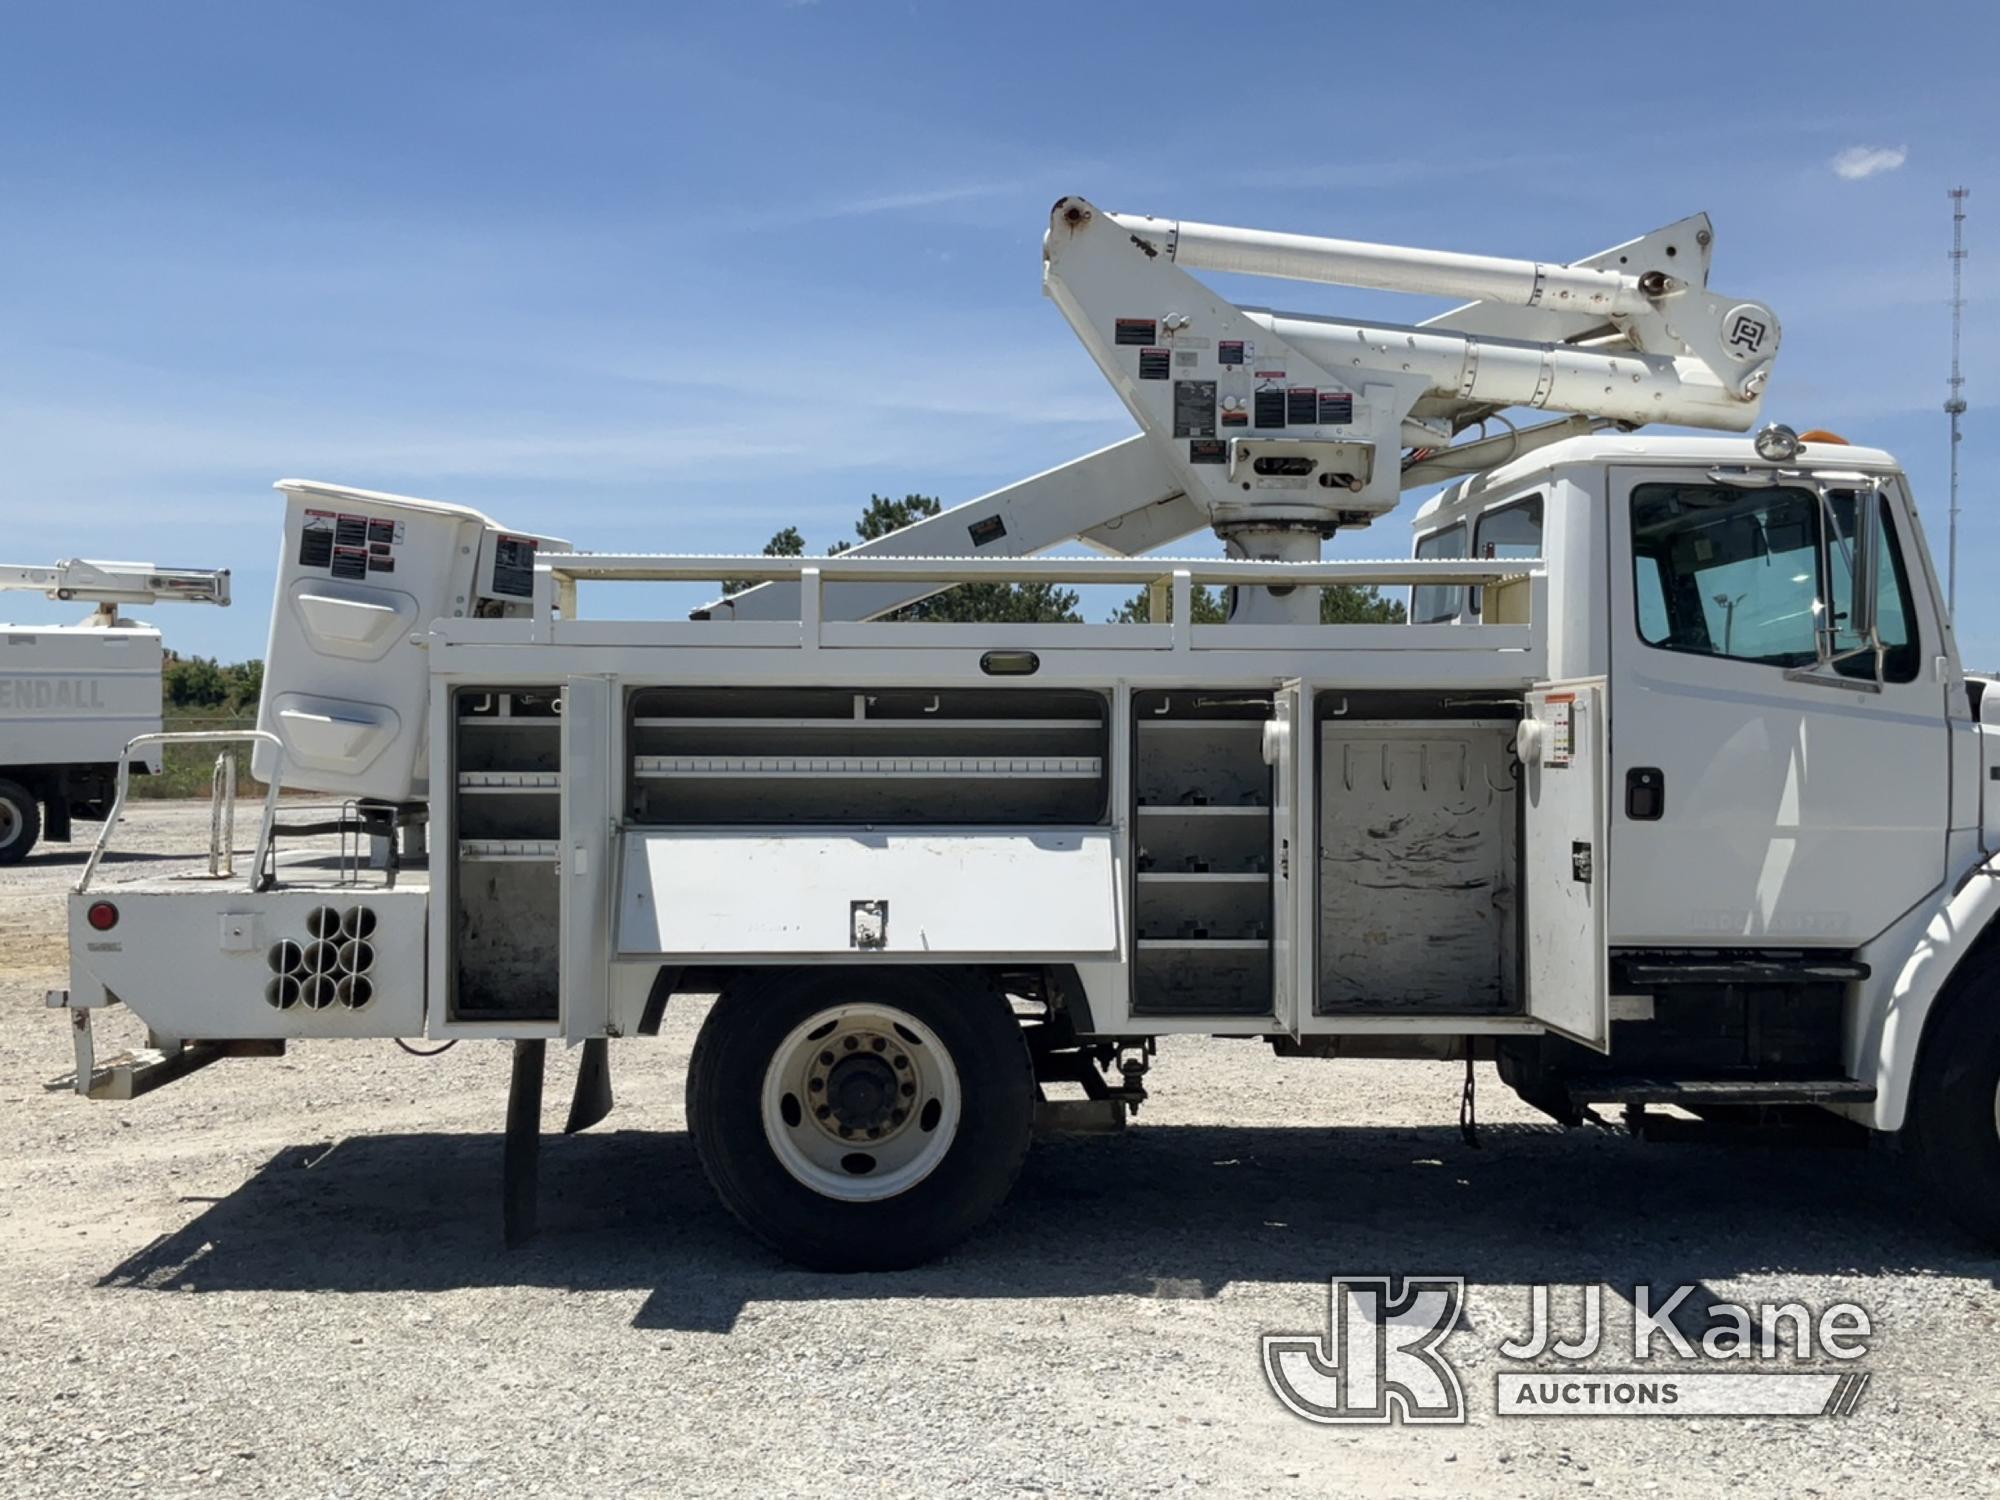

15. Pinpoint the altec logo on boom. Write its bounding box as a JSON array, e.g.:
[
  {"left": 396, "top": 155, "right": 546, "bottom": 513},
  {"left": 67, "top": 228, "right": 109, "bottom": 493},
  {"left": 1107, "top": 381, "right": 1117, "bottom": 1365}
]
[{"left": 1263, "top": 1277, "right": 1874, "bottom": 1424}]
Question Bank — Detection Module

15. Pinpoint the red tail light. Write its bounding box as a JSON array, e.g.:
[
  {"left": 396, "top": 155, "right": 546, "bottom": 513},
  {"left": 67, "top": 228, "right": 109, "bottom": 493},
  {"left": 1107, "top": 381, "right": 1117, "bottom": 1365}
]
[{"left": 86, "top": 901, "right": 119, "bottom": 932}]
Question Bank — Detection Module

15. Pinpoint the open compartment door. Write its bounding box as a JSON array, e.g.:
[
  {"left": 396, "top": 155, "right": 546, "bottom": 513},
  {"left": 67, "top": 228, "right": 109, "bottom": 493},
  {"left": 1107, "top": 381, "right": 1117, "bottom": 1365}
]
[
  {"left": 561, "top": 675, "right": 615, "bottom": 1042},
  {"left": 1522, "top": 682, "right": 1609, "bottom": 1050},
  {"left": 1265, "top": 681, "right": 1303, "bottom": 1032}
]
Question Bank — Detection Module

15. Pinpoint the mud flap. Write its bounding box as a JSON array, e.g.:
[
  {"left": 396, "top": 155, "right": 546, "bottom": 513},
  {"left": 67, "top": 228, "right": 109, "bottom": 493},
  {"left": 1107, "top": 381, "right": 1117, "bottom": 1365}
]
[{"left": 563, "top": 1037, "right": 613, "bottom": 1134}]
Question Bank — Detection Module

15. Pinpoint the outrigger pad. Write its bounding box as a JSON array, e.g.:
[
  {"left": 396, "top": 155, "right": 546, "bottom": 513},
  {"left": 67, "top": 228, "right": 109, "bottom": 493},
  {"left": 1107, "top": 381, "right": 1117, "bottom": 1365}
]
[
  {"left": 503, "top": 1039, "right": 546, "bottom": 1248},
  {"left": 564, "top": 1037, "right": 613, "bottom": 1135}
]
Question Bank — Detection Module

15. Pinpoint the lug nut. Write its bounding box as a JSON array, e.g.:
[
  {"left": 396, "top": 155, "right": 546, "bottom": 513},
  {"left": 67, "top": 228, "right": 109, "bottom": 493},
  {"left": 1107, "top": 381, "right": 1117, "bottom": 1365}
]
[
  {"left": 900, "top": 1082, "right": 916, "bottom": 1098},
  {"left": 870, "top": 1037, "right": 886, "bottom": 1051},
  {"left": 815, "top": 1104, "right": 831, "bottom": 1119},
  {"left": 843, "top": 1037, "right": 859, "bottom": 1051},
  {"left": 891, "top": 1108, "right": 906, "bottom": 1125},
  {"left": 819, "top": 1050, "right": 835, "bottom": 1066},
  {"left": 808, "top": 1078, "right": 823, "bottom": 1092},
  {"left": 838, "top": 1125, "right": 853, "bottom": 1138},
  {"left": 892, "top": 1055, "right": 909, "bottom": 1070}
]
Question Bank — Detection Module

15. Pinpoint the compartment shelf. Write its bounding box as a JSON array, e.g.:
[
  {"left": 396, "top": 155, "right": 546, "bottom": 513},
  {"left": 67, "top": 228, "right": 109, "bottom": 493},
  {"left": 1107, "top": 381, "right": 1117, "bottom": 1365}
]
[
  {"left": 1137, "top": 872, "right": 1270, "bottom": 884},
  {"left": 633, "top": 716, "right": 1099, "bottom": 731},
  {"left": 1136, "top": 938, "right": 1270, "bottom": 951},
  {"left": 459, "top": 838, "right": 559, "bottom": 862},
  {"left": 458, "top": 771, "right": 562, "bottom": 791},
  {"left": 633, "top": 754, "right": 1102, "bottom": 780},
  {"left": 1136, "top": 803, "right": 1268, "bottom": 816},
  {"left": 458, "top": 715, "right": 561, "bottom": 726}
]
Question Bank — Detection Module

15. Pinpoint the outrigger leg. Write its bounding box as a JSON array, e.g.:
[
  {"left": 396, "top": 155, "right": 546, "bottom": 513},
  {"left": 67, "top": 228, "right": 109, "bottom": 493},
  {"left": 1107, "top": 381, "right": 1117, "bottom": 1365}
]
[
  {"left": 503, "top": 1039, "right": 545, "bottom": 1248},
  {"left": 504, "top": 1038, "right": 614, "bottom": 1247}
]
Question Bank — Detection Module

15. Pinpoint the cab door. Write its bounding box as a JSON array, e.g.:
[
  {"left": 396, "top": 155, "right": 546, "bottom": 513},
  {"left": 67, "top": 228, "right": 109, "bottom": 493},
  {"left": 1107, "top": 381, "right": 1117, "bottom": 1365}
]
[
  {"left": 560, "top": 675, "right": 615, "bottom": 1042},
  {"left": 1606, "top": 468, "right": 1947, "bottom": 945},
  {"left": 1523, "top": 683, "right": 1609, "bottom": 1049}
]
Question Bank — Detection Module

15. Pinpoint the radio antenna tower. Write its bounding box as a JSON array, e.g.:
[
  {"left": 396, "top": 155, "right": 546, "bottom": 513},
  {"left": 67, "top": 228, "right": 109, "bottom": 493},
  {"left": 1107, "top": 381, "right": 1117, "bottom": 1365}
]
[{"left": 1947, "top": 187, "right": 1969, "bottom": 619}]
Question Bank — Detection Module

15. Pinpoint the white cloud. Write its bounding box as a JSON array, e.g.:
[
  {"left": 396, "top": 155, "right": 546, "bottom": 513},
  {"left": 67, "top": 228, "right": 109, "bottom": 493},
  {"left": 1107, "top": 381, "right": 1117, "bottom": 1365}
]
[{"left": 1831, "top": 145, "right": 1908, "bottom": 181}]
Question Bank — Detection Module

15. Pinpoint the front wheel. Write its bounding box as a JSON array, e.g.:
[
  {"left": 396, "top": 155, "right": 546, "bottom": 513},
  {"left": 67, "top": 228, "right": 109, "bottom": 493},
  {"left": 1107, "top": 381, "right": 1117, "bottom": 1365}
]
[
  {"left": 0, "top": 779, "right": 41, "bottom": 865},
  {"left": 1907, "top": 945, "right": 2000, "bottom": 1245},
  {"left": 687, "top": 968, "right": 1035, "bottom": 1270}
]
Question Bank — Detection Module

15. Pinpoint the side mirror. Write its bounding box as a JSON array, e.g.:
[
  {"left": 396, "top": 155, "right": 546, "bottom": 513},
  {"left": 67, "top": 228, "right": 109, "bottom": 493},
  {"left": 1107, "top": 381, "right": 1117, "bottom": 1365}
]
[
  {"left": 1849, "top": 485, "right": 1881, "bottom": 642},
  {"left": 1787, "top": 478, "right": 1887, "bottom": 694}
]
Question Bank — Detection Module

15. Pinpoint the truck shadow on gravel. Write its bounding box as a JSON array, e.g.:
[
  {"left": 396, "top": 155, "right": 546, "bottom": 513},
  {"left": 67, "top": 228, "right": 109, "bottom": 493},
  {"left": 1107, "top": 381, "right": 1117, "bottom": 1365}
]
[{"left": 97, "top": 1122, "right": 1997, "bottom": 1331}]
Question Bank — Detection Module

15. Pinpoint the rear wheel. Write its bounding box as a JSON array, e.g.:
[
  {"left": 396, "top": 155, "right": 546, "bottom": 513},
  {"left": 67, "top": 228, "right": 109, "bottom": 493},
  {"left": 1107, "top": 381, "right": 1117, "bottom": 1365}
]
[
  {"left": 1908, "top": 944, "right": 2000, "bottom": 1244},
  {"left": 0, "top": 779, "right": 40, "bottom": 865},
  {"left": 687, "top": 968, "right": 1034, "bottom": 1270}
]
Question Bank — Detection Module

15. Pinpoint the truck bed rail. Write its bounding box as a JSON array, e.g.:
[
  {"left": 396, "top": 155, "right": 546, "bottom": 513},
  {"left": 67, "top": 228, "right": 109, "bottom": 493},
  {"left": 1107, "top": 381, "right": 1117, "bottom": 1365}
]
[
  {"left": 528, "top": 553, "right": 1544, "bottom": 652},
  {"left": 78, "top": 729, "right": 288, "bottom": 894}
]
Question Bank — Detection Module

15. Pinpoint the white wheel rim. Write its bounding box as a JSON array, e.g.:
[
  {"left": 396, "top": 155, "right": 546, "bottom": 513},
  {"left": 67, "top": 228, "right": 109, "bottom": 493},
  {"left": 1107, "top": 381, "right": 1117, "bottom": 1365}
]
[
  {"left": 0, "top": 798, "right": 22, "bottom": 850},
  {"left": 760, "top": 1002, "right": 962, "bottom": 1203}
]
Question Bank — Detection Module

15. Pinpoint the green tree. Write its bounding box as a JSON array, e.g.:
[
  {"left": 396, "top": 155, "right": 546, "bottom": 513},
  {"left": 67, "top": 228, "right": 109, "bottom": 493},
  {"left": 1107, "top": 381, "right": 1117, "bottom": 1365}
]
[
  {"left": 721, "top": 525, "right": 806, "bottom": 595},
  {"left": 849, "top": 496, "right": 1080, "bottom": 622},
  {"left": 163, "top": 655, "right": 267, "bottom": 713},
  {"left": 729, "top": 494, "right": 1081, "bottom": 623},
  {"left": 1320, "top": 585, "right": 1406, "bottom": 625},
  {"left": 163, "top": 654, "right": 228, "bottom": 708},
  {"left": 1107, "top": 583, "right": 1228, "bottom": 624},
  {"left": 1109, "top": 582, "right": 1405, "bottom": 624},
  {"left": 218, "top": 658, "right": 265, "bottom": 709}
]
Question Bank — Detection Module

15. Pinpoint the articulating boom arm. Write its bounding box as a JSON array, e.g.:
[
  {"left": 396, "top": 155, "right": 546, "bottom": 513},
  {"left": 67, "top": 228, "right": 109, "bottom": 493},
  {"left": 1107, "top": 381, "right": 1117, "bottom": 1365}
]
[
  {"left": 1043, "top": 197, "right": 1779, "bottom": 535},
  {"left": 705, "top": 199, "right": 1778, "bottom": 624}
]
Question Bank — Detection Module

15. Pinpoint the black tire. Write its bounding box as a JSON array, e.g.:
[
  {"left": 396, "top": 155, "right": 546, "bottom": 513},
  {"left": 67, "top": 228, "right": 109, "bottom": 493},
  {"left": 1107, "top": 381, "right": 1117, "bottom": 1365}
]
[
  {"left": 1907, "top": 942, "right": 2000, "bottom": 1244},
  {"left": 0, "top": 779, "right": 40, "bottom": 865},
  {"left": 687, "top": 967, "right": 1035, "bottom": 1271}
]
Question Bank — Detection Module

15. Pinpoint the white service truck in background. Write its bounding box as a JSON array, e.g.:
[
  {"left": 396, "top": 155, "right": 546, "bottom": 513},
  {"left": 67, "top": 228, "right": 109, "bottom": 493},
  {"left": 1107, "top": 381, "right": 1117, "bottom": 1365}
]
[
  {"left": 0, "top": 560, "right": 229, "bottom": 862},
  {"left": 48, "top": 198, "right": 2000, "bottom": 1273}
]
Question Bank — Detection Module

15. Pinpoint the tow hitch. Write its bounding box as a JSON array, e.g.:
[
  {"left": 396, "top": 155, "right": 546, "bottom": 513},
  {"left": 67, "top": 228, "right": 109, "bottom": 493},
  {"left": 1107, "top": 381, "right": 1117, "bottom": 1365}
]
[{"left": 44, "top": 989, "right": 283, "bottom": 1101}]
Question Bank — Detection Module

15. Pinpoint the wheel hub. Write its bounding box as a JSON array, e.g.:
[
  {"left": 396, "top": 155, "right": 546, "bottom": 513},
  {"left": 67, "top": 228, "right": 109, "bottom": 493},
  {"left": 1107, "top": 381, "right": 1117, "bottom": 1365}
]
[
  {"left": 826, "top": 1054, "right": 898, "bottom": 1132},
  {"left": 761, "top": 1002, "right": 962, "bottom": 1201}
]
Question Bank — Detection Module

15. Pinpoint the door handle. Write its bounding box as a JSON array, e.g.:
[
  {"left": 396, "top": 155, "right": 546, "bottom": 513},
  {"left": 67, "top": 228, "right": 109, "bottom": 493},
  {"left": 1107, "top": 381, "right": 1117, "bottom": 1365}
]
[{"left": 1625, "top": 767, "right": 1665, "bottom": 821}]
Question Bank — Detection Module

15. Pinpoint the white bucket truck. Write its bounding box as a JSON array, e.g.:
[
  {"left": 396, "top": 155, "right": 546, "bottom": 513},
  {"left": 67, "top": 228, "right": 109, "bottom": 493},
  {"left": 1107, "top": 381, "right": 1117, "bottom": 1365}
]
[
  {"left": 49, "top": 200, "right": 2000, "bottom": 1271},
  {"left": 0, "top": 559, "right": 229, "bottom": 862}
]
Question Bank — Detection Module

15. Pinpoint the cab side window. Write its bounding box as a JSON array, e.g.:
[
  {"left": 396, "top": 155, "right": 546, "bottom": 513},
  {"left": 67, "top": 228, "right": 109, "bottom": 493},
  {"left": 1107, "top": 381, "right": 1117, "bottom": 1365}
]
[
  {"left": 1630, "top": 481, "right": 1921, "bottom": 682},
  {"left": 1631, "top": 483, "right": 1821, "bottom": 667},
  {"left": 1471, "top": 494, "right": 1542, "bottom": 616},
  {"left": 1411, "top": 523, "right": 1467, "bottom": 623}
]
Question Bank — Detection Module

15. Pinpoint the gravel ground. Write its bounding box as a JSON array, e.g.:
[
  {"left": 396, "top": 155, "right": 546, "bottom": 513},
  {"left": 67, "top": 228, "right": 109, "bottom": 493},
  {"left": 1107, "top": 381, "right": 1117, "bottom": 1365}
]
[{"left": 3, "top": 802, "right": 1998, "bottom": 1498}]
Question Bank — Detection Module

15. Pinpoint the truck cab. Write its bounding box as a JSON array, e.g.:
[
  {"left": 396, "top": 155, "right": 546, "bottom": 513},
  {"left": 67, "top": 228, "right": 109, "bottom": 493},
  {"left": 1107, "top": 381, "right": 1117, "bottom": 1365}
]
[{"left": 1414, "top": 429, "right": 1964, "bottom": 948}]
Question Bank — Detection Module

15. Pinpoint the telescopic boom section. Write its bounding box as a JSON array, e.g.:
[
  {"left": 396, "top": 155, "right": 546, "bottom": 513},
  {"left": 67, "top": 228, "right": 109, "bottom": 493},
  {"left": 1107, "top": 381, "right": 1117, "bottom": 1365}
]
[
  {"left": 0, "top": 560, "right": 231, "bottom": 612},
  {"left": 1108, "top": 211, "right": 1661, "bottom": 316}
]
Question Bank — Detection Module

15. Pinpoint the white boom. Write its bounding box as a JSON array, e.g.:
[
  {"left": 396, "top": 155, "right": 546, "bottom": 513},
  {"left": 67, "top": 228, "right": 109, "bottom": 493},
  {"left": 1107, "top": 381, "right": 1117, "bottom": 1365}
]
[
  {"left": 710, "top": 203, "right": 1777, "bottom": 625},
  {"left": 0, "top": 559, "right": 231, "bottom": 622}
]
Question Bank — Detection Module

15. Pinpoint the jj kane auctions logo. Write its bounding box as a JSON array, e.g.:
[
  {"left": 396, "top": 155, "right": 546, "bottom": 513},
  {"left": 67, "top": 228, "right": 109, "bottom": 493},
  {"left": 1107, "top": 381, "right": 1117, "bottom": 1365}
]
[{"left": 1263, "top": 1277, "right": 1873, "bottom": 1424}]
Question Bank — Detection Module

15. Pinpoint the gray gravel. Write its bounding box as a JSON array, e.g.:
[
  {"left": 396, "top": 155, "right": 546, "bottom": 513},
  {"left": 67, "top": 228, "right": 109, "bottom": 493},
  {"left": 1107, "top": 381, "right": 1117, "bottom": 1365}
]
[{"left": 3, "top": 803, "right": 1998, "bottom": 1497}]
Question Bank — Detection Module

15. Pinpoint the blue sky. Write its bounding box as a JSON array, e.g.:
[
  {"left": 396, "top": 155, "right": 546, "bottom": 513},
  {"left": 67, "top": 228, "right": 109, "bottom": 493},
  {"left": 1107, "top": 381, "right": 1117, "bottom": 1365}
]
[{"left": 3, "top": 2, "right": 1996, "bottom": 662}]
